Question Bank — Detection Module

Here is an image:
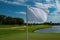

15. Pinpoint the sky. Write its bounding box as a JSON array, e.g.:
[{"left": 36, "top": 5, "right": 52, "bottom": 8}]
[{"left": 0, "top": 0, "right": 60, "bottom": 23}]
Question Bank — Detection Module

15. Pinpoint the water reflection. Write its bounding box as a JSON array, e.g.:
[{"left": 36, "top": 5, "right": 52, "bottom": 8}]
[{"left": 34, "top": 25, "right": 60, "bottom": 33}]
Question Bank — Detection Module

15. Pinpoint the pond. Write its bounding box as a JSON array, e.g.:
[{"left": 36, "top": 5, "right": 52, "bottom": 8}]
[{"left": 34, "top": 25, "right": 60, "bottom": 33}]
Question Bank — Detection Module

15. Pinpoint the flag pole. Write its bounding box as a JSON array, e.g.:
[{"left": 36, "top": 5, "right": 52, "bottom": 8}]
[{"left": 26, "top": 5, "right": 29, "bottom": 40}]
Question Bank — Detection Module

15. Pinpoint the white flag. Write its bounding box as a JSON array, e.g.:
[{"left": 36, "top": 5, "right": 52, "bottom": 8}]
[{"left": 27, "top": 7, "right": 48, "bottom": 23}]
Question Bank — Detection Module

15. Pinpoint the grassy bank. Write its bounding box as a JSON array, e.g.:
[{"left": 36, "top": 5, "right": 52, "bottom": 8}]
[
  {"left": 0, "top": 25, "right": 51, "bottom": 32},
  {"left": 27, "top": 25, "right": 51, "bottom": 32},
  {"left": 0, "top": 25, "right": 51, "bottom": 35}
]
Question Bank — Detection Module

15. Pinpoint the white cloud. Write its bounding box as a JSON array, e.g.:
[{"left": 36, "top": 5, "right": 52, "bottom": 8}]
[
  {"left": 35, "top": 2, "right": 49, "bottom": 9},
  {"left": 16, "top": 12, "right": 26, "bottom": 14},
  {"left": 46, "top": 0, "right": 51, "bottom": 2},
  {"left": 35, "top": 2, "right": 56, "bottom": 8},
  {"left": 17, "top": 0, "right": 26, "bottom": 2},
  {"left": 55, "top": 0, "right": 60, "bottom": 12},
  {"left": 35, "top": 2, "right": 49, "bottom": 13},
  {"left": 0, "top": 0, "right": 27, "bottom": 5},
  {"left": 35, "top": 2, "right": 43, "bottom": 8},
  {"left": 35, "top": 1, "right": 60, "bottom": 13}
]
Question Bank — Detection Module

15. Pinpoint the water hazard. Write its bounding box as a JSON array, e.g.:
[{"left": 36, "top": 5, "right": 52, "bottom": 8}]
[{"left": 34, "top": 25, "right": 60, "bottom": 33}]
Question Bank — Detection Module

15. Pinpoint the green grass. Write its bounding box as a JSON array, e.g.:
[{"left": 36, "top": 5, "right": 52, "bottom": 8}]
[
  {"left": 27, "top": 25, "right": 51, "bottom": 32},
  {"left": 0, "top": 32, "right": 60, "bottom": 40},
  {"left": 28, "top": 33, "right": 60, "bottom": 40},
  {"left": 0, "top": 25, "right": 51, "bottom": 32},
  {"left": 0, "top": 25, "right": 24, "bottom": 28},
  {"left": 0, "top": 25, "right": 60, "bottom": 40}
]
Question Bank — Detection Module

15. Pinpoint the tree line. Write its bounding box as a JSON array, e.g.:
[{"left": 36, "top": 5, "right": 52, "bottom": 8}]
[{"left": 0, "top": 15, "right": 24, "bottom": 25}]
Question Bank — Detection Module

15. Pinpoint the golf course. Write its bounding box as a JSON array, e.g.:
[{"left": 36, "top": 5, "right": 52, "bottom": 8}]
[{"left": 0, "top": 25, "right": 60, "bottom": 40}]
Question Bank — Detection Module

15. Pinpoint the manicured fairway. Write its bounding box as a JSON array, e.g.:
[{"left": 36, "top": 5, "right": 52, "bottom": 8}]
[
  {"left": 0, "top": 32, "right": 60, "bottom": 40},
  {"left": 29, "top": 33, "right": 60, "bottom": 40},
  {"left": 0, "top": 25, "right": 60, "bottom": 40}
]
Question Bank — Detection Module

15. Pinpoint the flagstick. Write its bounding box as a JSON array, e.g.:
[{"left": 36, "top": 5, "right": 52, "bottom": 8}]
[{"left": 26, "top": 5, "right": 28, "bottom": 40}]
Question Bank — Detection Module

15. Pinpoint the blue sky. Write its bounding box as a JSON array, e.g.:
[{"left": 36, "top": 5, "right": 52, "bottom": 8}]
[{"left": 0, "top": 0, "right": 60, "bottom": 23}]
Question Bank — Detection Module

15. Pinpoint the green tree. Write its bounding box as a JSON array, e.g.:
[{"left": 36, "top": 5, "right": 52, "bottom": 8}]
[
  {"left": 5, "top": 16, "right": 13, "bottom": 24},
  {"left": 0, "top": 15, "right": 24, "bottom": 25},
  {"left": 0, "top": 15, "right": 6, "bottom": 24},
  {"left": 14, "top": 18, "right": 24, "bottom": 25}
]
